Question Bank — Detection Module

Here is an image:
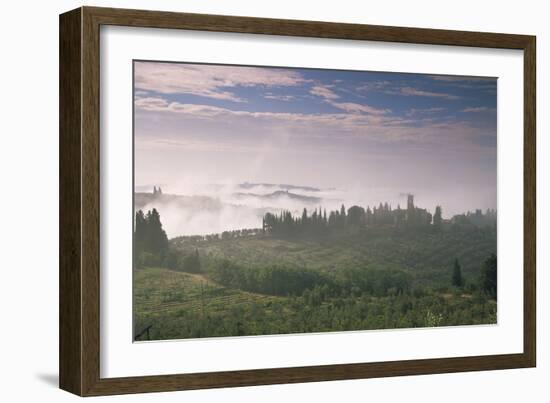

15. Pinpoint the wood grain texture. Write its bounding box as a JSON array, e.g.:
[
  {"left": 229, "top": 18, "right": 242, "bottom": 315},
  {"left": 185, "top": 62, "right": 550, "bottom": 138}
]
[
  {"left": 59, "top": 8, "right": 82, "bottom": 396},
  {"left": 81, "top": 6, "right": 102, "bottom": 396},
  {"left": 523, "top": 37, "right": 536, "bottom": 367},
  {"left": 86, "top": 6, "right": 532, "bottom": 49},
  {"left": 59, "top": 6, "right": 537, "bottom": 396}
]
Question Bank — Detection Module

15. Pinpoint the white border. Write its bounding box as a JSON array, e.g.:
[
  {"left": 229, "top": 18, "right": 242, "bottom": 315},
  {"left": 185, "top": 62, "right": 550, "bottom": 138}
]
[{"left": 100, "top": 25, "right": 524, "bottom": 378}]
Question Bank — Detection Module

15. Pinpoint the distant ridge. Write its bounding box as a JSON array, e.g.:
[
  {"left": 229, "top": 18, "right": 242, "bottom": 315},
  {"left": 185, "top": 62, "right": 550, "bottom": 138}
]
[
  {"left": 238, "top": 182, "right": 320, "bottom": 192},
  {"left": 233, "top": 190, "right": 321, "bottom": 204}
]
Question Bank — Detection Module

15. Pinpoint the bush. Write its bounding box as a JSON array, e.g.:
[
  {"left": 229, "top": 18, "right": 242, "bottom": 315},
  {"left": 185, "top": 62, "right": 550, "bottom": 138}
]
[
  {"left": 163, "top": 248, "right": 202, "bottom": 273},
  {"left": 178, "top": 250, "right": 202, "bottom": 273},
  {"left": 135, "top": 251, "right": 161, "bottom": 268},
  {"left": 207, "top": 259, "right": 331, "bottom": 297}
]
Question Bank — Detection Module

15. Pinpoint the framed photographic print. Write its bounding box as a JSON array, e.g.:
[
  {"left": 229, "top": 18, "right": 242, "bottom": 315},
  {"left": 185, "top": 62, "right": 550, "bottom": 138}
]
[{"left": 59, "top": 6, "right": 536, "bottom": 396}]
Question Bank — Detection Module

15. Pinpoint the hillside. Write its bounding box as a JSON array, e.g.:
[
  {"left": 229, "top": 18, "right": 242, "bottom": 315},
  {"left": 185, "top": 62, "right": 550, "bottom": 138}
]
[
  {"left": 135, "top": 220, "right": 497, "bottom": 341},
  {"left": 172, "top": 225, "right": 496, "bottom": 289},
  {"left": 134, "top": 262, "right": 496, "bottom": 341}
]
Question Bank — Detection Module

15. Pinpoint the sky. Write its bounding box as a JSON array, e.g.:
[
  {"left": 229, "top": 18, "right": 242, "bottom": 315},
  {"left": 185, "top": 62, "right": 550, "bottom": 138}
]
[{"left": 134, "top": 60, "right": 497, "bottom": 216}]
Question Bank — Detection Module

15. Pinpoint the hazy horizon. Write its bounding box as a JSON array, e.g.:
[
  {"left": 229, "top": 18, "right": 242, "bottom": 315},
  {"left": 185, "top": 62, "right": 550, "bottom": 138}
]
[{"left": 134, "top": 61, "right": 497, "bottom": 236}]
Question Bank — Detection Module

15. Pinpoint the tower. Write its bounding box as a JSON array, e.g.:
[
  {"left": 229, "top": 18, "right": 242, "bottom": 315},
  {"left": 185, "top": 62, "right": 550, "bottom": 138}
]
[
  {"left": 406, "top": 194, "right": 415, "bottom": 224},
  {"left": 407, "top": 194, "right": 414, "bottom": 211}
]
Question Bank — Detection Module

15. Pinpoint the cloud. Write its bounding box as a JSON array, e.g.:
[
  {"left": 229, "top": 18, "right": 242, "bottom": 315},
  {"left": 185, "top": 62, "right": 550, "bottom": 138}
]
[
  {"left": 134, "top": 61, "right": 307, "bottom": 103},
  {"left": 330, "top": 102, "right": 391, "bottom": 115},
  {"left": 264, "top": 93, "right": 297, "bottom": 101},
  {"left": 461, "top": 107, "right": 496, "bottom": 113},
  {"left": 406, "top": 107, "right": 445, "bottom": 116},
  {"left": 308, "top": 85, "right": 388, "bottom": 115},
  {"left": 397, "top": 87, "right": 460, "bottom": 100},
  {"left": 356, "top": 81, "right": 391, "bottom": 92},
  {"left": 135, "top": 95, "right": 494, "bottom": 150},
  {"left": 136, "top": 96, "right": 398, "bottom": 130},
  {"left": 136, "top": 96, "right": 380, "bottom": 125},
  {"left": 310, "top": 85, "right": 339, "bottom": 100},
  {"left": 135, "top": 97, "right": 229, "bottom": 117},
  {"left": 135, "top": 96, "right": 407, "bottom": 143}
]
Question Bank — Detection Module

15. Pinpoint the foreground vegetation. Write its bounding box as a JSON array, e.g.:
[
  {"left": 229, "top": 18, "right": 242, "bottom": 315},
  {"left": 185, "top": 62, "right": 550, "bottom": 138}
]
[
  {"left": 135, "top": 264, "right": 496, "bottom": 340},
  {"left": 134, "top": 207, "right": 497, "bottom": 341}
]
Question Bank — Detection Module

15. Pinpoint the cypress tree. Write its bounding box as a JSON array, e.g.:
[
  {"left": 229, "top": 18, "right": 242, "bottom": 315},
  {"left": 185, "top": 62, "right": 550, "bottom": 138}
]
[
  {"left": 452, "top": 258, "right": 464, "bottom": 288},
  {"left": 135, "top": 208, "right": 168, "bottom": 255},
  {"left": 433, "top": 206, "right": 443, "bottom": 229},
  {"left": 134, "top": 210, "right": 147, "bottom": 252},
  {"left": 480, "top": 254, "right": 497, "bottom": 299}
]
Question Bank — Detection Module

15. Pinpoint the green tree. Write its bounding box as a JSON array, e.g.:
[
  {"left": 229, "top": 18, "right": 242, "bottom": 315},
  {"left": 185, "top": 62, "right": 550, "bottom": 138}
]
[
  {"left": 480, "top": 253, "right": 497, "bottom": 299},
  {"left": 433, "top": 206, "right": 442, "bottom": 228},
  {"left": 347, "top": 205, "right": 365, "bottom": 226},
  {"left": 134, "top": 210, "right": 147, "bottom": 253},
  {"left": 146, "top": 208, "right": 169, "bottom": 254},
  {"left": 134, "top": 208, "right": 169, "bottom": 267},
  {"left": 340, "top": 204, "right": 346, "bottom": 226},
  {"left": 179, "top": 249, "right": 202, "bottom": 273},
  {"left": 452, "top": 258, "right": 464, "bottom": 288}
]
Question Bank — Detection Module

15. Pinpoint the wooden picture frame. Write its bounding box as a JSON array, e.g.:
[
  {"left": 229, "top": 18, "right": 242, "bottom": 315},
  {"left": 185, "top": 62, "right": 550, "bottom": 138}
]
[{"left": 59, "top": 6, "right": 536, "bottom": 396}]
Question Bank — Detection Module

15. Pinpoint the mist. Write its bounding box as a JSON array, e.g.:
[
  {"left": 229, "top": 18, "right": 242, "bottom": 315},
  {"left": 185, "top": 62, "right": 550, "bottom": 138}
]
[
  {"left": 133, "top": 62, "right": 497, "bottom": 238},
  {"left": 135, "top": 181, "right": 496, "bottom": 238}
]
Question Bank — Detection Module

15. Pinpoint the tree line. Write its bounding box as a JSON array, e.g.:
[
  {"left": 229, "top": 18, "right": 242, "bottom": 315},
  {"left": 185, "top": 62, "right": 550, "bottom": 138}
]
[
  {"left": 263, "top": 203, "right": 442, "bottom": 237},
  {"left": 206, "top": 258, "right": 415, "bottom": 299},
  {"left": 450, "top": 254, "right": 496, "bottom": 299},
  {"left": 134, "top": 208, "right": 200, "bottom": 272},
  {"left": 188, "top": 254, "right": 497, "bottom": 302},
  {"left": 134, "top": 209, "right": 168, "bottom": 266}
]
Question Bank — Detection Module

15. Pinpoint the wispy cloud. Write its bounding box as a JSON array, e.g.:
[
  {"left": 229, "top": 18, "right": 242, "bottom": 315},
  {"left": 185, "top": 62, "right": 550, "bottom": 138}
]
[
  {"left": 406, "top": 107, "right": 446, "bottom": 117},
  {"left": 135, "top": 96, "right": 388, "bottom": 127},
  {"left": 397, "top": 87, "right": 460, "bottom": 100},
  {"left": 330, "top": 102, "right": 391, "bottom": 115},
  {"left": 309, "top": 85, "right": 389, "bottom": 115},
  {"left": 357, "top": 81, "right": 391, "bottom": 92},
  {"left": 264, "top": 93, "right": 297, "bottom": 102},
  {"left": 134, "top": 62, "right": 307, "bottom": 103},
  {"left": 461, "top": 106, "right": 496, "bottom": 113},
  {"left": 135, "top": 95, "right": 491, "bottom": 149},
  {"left": 310, "top": 85, "right": 339, "bottom": 100}
]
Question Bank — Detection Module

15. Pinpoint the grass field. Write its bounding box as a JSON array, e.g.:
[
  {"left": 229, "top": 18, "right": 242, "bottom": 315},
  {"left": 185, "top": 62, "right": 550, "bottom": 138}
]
[
  {"left": 134, "top": 267, "right": 290, "bottom": 340},
  {"left": 134, "top": 267, "right": 282, "bottom": 319}
]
